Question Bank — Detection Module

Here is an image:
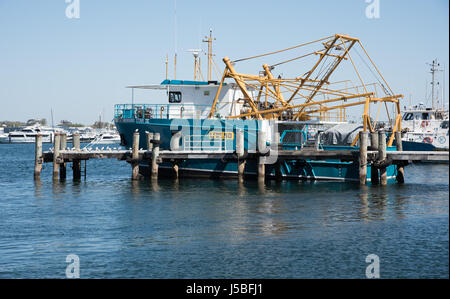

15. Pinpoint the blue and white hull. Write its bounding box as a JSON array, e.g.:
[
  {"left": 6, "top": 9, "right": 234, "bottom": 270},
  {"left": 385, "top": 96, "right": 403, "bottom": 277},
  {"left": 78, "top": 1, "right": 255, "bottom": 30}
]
[{"left": 115, "top": 117, "right": 398, "bottom": 183}]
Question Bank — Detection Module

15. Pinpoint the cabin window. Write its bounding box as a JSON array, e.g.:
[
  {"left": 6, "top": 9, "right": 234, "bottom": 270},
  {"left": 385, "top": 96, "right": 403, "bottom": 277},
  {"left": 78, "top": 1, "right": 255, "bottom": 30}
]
[
  {"left": 204, "top": 91, "right": 210, "bottom": 96},
  {"left": 441, "top": 121, "right": 449, "bottom": 129},
  {"left": 422, "top": 113, "right": 430, "bottom": 120},
  {"left": 169, "top": 91, "right": 182, "bottom": 103},
  {"left": 403, "top": 113, "right": 413, "bottom": 121}
]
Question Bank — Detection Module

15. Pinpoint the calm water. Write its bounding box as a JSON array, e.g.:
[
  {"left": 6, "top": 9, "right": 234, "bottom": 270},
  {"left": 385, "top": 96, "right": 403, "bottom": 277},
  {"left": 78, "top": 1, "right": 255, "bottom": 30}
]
[{"left": 0, "top": 144, "right": 448, "bottom": 278}]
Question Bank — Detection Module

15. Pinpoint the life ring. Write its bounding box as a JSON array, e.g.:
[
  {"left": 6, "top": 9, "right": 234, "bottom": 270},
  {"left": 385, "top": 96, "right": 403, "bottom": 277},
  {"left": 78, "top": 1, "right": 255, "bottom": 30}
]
[
  {"left": 438, "top": 136, "right": 446, "bottom": 144},
  {"left": 421, "top": 120, "right": 430, "bottom": 128},
  {"left": 423, "top": 136, "right": 433, "bottom": 144}
]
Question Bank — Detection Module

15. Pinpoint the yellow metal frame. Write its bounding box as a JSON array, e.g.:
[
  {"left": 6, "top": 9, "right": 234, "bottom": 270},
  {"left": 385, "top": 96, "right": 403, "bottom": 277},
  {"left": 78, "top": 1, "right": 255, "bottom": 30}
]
[{"left": 208, "top": 34, "right": 403, "bottom": 143}]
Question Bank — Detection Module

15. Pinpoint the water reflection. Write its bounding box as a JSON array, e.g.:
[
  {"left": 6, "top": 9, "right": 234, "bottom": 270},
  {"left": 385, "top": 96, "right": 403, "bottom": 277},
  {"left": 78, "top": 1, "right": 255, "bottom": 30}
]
[
  {"left": 257, "top": 178, "right": 266, "bottom": 194},
  {"left": 392, "top": 193, "right": 408, "bottom": 219},
  {"left": 370, "top": 187, "right": 388, "bottom": 219},
  {"left": 358, "top": 185, "right": 370, "bottom": 220},
  {"left": 70, "top": 180, "right": 82, "bottom": 197},
  {"left": 150, "top": 178, "right": 160, "bottom": 192},
  {"left": 237, "top": 179, "right": 247, "bottom": 197},
  {"left": 357, "top": 185, "right": 392, "bottom": 221},
  {"left": 171, "top": 178, "right": 180, "bottom": 192},
  {"left": 3, "top": 143, "right": 446, "bottom": 279},
  {"left": 52, "top": 180, "right": 67, "bottom": 198},
  {"left": 130, "top": 180, "right": 141, "bottom": 198},
  {"left": 33, "top": 180, "right": 43, "bottom": 198}
]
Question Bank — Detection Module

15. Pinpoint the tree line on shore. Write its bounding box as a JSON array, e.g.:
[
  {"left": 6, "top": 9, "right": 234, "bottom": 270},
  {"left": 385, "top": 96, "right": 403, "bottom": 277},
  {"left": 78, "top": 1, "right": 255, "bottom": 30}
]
[{"left": 0, "top": 119, "right": 113, "bottom": 129}]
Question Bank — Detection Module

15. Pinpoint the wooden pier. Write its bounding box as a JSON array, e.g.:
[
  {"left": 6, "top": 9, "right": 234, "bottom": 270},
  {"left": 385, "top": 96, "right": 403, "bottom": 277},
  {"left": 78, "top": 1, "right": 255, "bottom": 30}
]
[{"left": 34, "top": 131, "right": 449, "bottom": 184}]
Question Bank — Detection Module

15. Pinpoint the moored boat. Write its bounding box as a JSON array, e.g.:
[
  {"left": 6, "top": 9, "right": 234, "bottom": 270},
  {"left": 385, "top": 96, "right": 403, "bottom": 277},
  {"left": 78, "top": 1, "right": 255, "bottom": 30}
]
[
  {"left": 115, "top": 33, "right": 404, "bottom": 182},
  {"left": 4, "top": 124, "right": 56, "bottom": 144},
  {"left": 400, "top": 60, "right": 449, "bottom": 151},
  {"left": 400, "top": 104, "right": 448, "bottom": 150}
]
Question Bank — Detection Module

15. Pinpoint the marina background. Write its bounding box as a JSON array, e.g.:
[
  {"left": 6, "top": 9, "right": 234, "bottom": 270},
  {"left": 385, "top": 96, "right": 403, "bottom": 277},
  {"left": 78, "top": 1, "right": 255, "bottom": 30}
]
[{"left": 0, "top": 144, "right": 448, "bottom": 278}]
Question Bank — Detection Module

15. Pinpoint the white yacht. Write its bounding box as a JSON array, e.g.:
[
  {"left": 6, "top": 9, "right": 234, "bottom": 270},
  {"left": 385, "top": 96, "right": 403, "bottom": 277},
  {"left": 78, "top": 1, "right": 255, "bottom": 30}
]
[
  {"left": 66, "top": 127, "right": 97, "bottom": 143},
  {"left": 0, "top": 127, "right": 9, "bottom": 143},
  {"left": 90, "top": 130, "right": 121, "bottom": 144},
  {"left": 6, "top": 125, "right": 56, "bottom": 144}
]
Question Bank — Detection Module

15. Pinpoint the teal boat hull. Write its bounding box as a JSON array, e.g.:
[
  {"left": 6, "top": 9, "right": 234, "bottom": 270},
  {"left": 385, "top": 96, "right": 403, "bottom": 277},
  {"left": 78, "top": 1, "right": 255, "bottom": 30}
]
[{"left": 115, "top": 118, "right": 398, "bottom": 183}]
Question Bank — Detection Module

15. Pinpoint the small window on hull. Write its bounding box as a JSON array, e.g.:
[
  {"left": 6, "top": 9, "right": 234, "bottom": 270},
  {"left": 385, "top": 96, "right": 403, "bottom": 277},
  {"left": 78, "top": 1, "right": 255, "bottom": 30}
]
[{"left": 169, "top": 91, "right": 182, "bottom": 103}]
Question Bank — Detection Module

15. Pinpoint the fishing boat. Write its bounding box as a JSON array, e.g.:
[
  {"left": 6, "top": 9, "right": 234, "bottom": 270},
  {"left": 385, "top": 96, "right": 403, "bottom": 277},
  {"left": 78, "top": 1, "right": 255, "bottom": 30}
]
[
  {"left": 114, "top": 33, "right": 403, "bottom": 182},
  {"left": 401, "top": 104, "right": 448, "bottom": 151},
  {"left": 400, "top": 60, "right": 449, "bottom": 151}
]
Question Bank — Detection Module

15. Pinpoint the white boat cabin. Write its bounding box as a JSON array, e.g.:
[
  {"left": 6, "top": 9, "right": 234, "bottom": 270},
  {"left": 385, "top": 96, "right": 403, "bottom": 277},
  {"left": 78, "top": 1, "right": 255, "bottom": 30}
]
[
  {"left": 127, "top": 80, "right": 254, "bottom": 119},
  {"left": 401, "top": 103, "right": 449, "bottom": 149},
  {"left": 402, "top": 104, "right": 449, "bottom": 133}
]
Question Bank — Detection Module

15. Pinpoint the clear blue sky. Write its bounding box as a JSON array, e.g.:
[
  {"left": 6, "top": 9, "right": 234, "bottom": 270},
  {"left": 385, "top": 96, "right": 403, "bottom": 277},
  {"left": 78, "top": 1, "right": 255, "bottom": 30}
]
[{"left": 0, "top": 0, "right": 448, "bottom": 124}]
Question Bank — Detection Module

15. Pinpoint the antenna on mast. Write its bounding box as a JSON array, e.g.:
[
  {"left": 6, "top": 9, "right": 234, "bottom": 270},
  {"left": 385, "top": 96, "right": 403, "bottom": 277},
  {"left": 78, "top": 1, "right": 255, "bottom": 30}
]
[
  {"left": 202, "top": 29, "right": 216, "bottom": 81},
  {"left": 165, "top": 54, "right": 169, "bottom": 80},
  {"left": 427, "top": 59, "right": 443, "bottom": 110},
  {"left": 443, "top": 63, "right": 446, "bottom": 110},
  {"left": 187, "top": 49, "right": 203, "bottom": 81}
]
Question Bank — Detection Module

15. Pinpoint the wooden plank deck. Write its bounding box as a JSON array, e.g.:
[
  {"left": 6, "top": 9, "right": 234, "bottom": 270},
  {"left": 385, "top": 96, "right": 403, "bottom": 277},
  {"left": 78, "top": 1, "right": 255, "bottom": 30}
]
[{"left": 42, "top": 149, "right": 449, "bottom": 163}]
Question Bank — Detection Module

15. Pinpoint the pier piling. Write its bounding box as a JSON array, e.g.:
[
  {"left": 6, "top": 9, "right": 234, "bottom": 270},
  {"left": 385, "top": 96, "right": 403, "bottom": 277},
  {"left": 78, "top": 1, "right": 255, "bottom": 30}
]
[
  {"left": 379, "top": 131, "right": 387, "bottom": 186},
  {"left": 60, "top": 134, "right": 67, "bottom": 181},
  {"left": 359, "top": 131, "right": 368, "bottom": 185},
  {"left": 151, "top": 133, "right": 160, "bottom": 179},
  {"left": 146, "top": 132, "right": 154, "bottom": 178},
  {"left": 146, "top": 132, "right": 154, "bottom": 151},
  {"left": 236, "top": 130, "right": 245, "bottom": 158},
  {"left": 370, "top": 132, "right": 379, "bottom": 185},
  {"left": 395, "top": 131, "right": 405, "bottom": 184},
  {"left": 236, "top": 130, "right": 245, "bottom": 181},
  {"left": 257, "top": 131, "right": 267, "bottom": 181},
  {"left": 258, "top": 157, "right": 265, "bottom": 181},
  {"left": 72, "top": 133, "right": 81, "bottom": 180},
  {"left": 173, "top": 163, "right": 179, "bottom": 179},
  {"left": 170, "top": 131, "right": 182, "bottom": 151},
  {"left": 237, "top": 160, "right": 246, "bottom": 182},
  {"left": 258, "top": 131, "right": 269, "bottom": 154},
  {"left": 53, "top": 133, "right": 61, "bottom": 181},
  {"left": 132, "top": 131, "right": 140, "bottom": 180},
  {"left": 34, "top": 134, "right": 43, "bottom": 180},
  {"left": 370, "top": 132, "right": 379, "bottom": 150}
]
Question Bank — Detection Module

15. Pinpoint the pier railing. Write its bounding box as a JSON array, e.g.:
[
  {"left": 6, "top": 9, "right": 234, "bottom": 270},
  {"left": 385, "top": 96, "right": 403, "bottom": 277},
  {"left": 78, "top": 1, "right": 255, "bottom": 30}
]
[
  {"left": 182, "top": 134, "right": 235, "bottom": 152},
  {"left": 114, "top": 104, "right": 212, "bottom": 121}
]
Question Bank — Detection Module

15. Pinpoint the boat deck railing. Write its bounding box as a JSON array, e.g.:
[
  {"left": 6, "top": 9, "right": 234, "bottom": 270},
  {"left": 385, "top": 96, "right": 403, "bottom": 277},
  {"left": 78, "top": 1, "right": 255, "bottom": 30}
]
[
  {"left": 114, "top": 103, "right": 212, "bottom": 121},
  {"left": 183, "top": 134, "right": 235, "bottom": 152}
]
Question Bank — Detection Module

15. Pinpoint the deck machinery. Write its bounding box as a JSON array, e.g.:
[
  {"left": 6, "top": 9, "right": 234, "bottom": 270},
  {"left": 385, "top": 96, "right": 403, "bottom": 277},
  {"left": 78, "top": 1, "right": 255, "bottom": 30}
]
[{"left": 208, "top": 34, "right": 403, "bottom": 147}]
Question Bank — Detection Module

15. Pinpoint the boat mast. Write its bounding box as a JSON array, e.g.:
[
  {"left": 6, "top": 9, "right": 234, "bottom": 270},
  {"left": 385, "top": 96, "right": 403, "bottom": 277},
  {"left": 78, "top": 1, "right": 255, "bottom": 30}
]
[
  {"left": 51, "top": 108, "right": 54, "bottom": 132},
  {"left": 428, "top": 59, "right": 442, "bottom": 110},
  {"left": 203, "top": 29, "right": 216, "bottom": 81},
  {"left": 186, "top": 48, "right": 203, "bottom": 81},
  {"left": 165, "top": 54, "right": 169, "bottom": 80},
  {"left": 174, "top": 0, "right": 178, "bottom": 80}
]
